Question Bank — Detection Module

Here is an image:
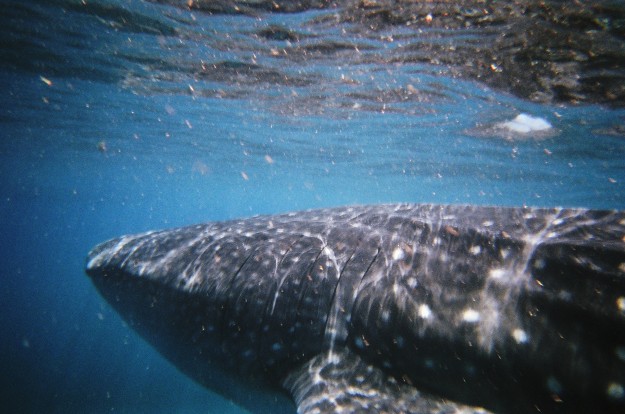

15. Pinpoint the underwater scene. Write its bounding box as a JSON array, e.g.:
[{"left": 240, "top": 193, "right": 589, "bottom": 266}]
[{"left": 1, "top": 0, "right": 625, "bottom": 413}]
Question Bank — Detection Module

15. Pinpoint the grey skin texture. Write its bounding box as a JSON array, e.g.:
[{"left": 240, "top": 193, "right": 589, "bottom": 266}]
[{"left": 86, "top": 204, "right": 625, "bottom": 414}]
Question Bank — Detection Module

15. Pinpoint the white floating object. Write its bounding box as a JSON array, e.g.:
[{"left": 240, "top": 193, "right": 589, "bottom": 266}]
[{"left": 500, "top": 114, "right": 552, "bottom": 134}]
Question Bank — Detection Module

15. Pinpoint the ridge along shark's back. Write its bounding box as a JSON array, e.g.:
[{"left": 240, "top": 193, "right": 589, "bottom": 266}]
[{"left": 86, "top": 204, "right": 625, "bottom": 414}]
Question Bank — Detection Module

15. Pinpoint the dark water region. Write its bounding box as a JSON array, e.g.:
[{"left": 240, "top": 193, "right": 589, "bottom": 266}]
[{"left": 1, "top": 0, "right": 625, "bottom": 413}]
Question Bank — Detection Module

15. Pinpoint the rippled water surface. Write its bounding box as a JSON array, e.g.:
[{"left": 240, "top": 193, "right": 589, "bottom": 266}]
[{"left": 1, "top": 0, "right": 624, "bottom": 412}]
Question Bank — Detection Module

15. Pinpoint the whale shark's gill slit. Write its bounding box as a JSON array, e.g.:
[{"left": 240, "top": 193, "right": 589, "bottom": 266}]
[
  {"left": 288, "top": 243, "right": 325, "bottom": 315},
  {"left": 269, "top": 235, "right": 306, "bottom": 315},
  {"left": 178, "top": 235, "right": 221, "bottom": 290},
  {"left": 325, "top": 245, "right": 381, "bottom": 351},
  {"left": 218, "top": 250, "right": 255, "bottom": 337},
  {"left": 323, "top": 246, "right": 360, "bottom": 349},
  {"left": 254, "top": 235, "right": 309, "bottom": 361},
  {"left": 253, "top": 236, "right": 330, "bottom": 371}
]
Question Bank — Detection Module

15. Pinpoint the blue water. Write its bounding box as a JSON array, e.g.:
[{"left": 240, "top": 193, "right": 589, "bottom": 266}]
[{"left": 1, "top": 1, "right": 624, "bottom": 413}]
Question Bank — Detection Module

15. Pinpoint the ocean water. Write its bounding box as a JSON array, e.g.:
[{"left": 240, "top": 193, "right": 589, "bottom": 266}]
[{"left": 1, "top": 0, "right": 624, "bottom": 413}]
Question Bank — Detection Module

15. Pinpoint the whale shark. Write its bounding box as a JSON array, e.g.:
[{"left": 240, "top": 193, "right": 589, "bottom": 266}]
[{"left": 86, "top": 204, "right": 625, "bottom": 413}]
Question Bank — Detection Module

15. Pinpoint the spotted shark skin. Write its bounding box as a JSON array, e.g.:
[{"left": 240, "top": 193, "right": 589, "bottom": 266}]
[{"left": 85, "top": 204, "right": 625, "bottom": 414}]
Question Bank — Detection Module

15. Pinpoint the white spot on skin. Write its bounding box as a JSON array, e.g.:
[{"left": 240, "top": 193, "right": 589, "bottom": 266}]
[
  {"left": 418, "top": 304, "right": 432, "bottom": 320},
  {"left": 469, "top": 245, "right": 481, "bottom": 255},
  {"left": 617, "top": 297, "right": 625, "bottom": 312},
  {"left": 381, "top": 309, "right": 391, "bottom": 322},
  {"left": 462, "top": 309, "right": 481, "bottom": 323},
  {"left": 406, "top": 277, "right": 417, "bottom": 289},
  {"left": 395, "top": 336, "right": 405, "bottom": 348},
  {"left": 489, "top": 268, "right": 506, "bottom": 280},
  {"left": 512, "top": 328, "right": 529, "bottom": 344},
  {"left": 482, "top": 220, "right": 494, "bottom": 227},
  {"left": 354, "top": 337, "right": 364, "bottom": 349},
  {"left": 392, "top": 246, "right": 405, "bottom": 261},
  {"left": 607, "top": 382, "right": 625, "bottom": 400}
]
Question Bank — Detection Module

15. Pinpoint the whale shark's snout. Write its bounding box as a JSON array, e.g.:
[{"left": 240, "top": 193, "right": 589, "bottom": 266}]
[{"left": 86, "top": 204, "right": 625, "bottom": 414}]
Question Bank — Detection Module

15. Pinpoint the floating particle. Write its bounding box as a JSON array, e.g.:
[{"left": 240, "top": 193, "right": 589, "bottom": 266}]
[
  {"left": 192, "top": 160, "right": 209, "bottom": 175},
  {"left": 445, "top": 225, "right": 459, "bottom": 237},
  {"left": 39, "top": 76, "right": 52, "bottom": 86}
]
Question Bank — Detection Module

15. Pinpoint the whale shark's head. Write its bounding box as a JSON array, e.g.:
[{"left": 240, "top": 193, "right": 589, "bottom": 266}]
[{"left": 85, "top": 226, "right": 301, "bottom": 412}]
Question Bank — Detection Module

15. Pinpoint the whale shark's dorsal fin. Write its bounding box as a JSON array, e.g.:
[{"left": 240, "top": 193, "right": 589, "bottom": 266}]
[{"left": 284, "top": 347, "right": 490, "bottom": 414}]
